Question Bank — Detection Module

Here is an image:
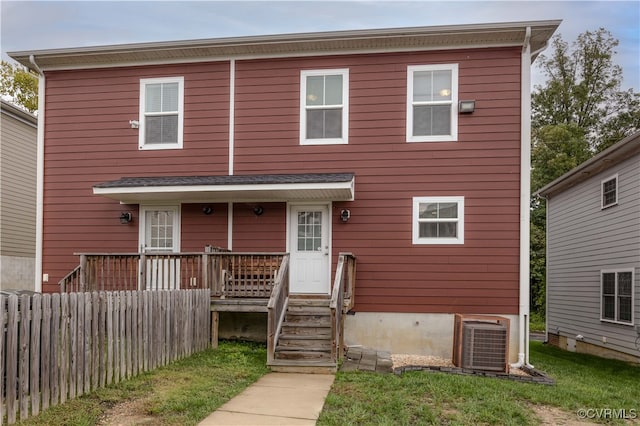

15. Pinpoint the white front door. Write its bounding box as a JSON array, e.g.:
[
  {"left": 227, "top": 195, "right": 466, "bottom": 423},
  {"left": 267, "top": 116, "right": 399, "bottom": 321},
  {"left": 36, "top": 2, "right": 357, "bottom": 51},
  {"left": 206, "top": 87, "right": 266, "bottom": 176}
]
[
  {"left": 139, "top": 206, "right": 180, "bottom": 289},
  {"left": 289, "top": 204, "right": 330, "bottom": 294}
]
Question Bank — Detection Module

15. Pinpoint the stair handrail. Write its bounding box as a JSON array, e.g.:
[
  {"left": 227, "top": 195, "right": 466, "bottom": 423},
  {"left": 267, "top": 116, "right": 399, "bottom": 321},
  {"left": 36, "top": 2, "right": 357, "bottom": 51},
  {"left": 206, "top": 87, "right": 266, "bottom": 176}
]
[
  {"left": 266, "top": 254, "right": 290, "bottom": 364},
  {"left": 330, "top": 252, "right": 356, "bottom": 363}
]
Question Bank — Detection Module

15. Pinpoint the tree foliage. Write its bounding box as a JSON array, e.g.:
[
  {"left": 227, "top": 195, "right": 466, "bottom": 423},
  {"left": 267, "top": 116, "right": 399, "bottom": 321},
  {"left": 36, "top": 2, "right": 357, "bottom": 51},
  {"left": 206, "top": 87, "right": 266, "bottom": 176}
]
[
  {"left": 1, "top": 60, "right": 38, "bottom": 113},
  {"left": 532, "top": 28, "right": 640, "bottom": 153},
  {"left": 530, "top": 29, "right": 640, "bottom": 318}
]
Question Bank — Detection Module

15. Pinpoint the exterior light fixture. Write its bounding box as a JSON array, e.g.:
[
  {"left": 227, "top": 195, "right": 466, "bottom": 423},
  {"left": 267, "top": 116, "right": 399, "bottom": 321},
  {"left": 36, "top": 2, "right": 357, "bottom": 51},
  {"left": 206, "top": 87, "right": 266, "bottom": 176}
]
[
  {"left": 458, "top": 100, "right": 475, "bottom": 113},
  {"left": 253, "top": 206, "right": 264, "bottom": 216},
  {"left": 202, "top": 206, "right": 213, "bottom": 215},
  {"left": 340, "top": 209, "right": 351, "bottom": 222},
  {"left": 120, "top": 212, "right": 133, "bottom": 224}
]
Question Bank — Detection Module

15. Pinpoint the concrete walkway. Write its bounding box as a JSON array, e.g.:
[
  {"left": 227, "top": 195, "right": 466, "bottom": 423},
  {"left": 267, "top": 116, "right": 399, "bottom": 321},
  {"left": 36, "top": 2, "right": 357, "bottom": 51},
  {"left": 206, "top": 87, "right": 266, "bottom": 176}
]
[{"left": 198, "top": 373, "right": 335, "bottom": 425}]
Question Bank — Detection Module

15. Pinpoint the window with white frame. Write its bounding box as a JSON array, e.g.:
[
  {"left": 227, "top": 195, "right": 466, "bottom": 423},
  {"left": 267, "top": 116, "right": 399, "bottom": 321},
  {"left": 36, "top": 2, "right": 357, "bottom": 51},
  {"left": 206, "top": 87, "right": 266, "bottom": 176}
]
[
  {"left": 601, "top": 270, "right": 634, "bottom": 325},
  {"left": 601, "top": 174, "right": 618, "bottom": 209},
  {"left": 139, "top": 77, "right": 184, "bottom": 150},
  {"left": 407, "top": 64, "right": 458, "bottom": 142},
  {"left": 412, "top": 196, "right": 464, "bottom": 244},
  {"left": 300, "top": 69, "right": 349, "bottom": 145}
]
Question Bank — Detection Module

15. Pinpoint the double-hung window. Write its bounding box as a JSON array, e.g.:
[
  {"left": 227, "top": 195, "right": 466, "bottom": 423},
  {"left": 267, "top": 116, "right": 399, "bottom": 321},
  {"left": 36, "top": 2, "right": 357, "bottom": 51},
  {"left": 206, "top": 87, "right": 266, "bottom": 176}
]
[
  {"left": 601, "top": 270, "right": 634, "bottom": 325},
  {"left": 412, "top": 196, "right": 464, "bottom": 244},
  {"left": 139, "top": 77, "right": 184, "bottom": 150},
  {"left": 601, "top": 174, "right": 618, "bottom": 209},
  {"left": 300, "top": 69, "right": 349, "bottom": 145},
  {"left": 407, "top": 64, "right": 458, "bottom": 142}
]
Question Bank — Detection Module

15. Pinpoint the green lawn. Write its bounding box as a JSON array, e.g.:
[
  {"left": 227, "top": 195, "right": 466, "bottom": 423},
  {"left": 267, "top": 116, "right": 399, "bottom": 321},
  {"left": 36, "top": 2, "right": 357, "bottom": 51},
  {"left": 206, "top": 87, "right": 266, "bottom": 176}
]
[
  {"left": 318, "top": 342, "right": 640, "bottom": 425},
  {"left": 13, "top": 341, "right": 269, "bottom": 426},
  {"left": 11, "top": 341, "right": 639, "bottom": 425}
]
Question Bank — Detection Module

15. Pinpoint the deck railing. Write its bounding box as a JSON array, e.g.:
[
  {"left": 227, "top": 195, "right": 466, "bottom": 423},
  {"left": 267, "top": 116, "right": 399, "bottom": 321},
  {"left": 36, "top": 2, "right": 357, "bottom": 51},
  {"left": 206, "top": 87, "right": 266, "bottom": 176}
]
[
  {"left": 266, "top": 254, "right": 290, "bottom": 364},
  {"left": 330, "top": 253, "right": 357, "bottom": 363},
  {"left": 59, "top": 252, "right": 287, "bottom": 298}
]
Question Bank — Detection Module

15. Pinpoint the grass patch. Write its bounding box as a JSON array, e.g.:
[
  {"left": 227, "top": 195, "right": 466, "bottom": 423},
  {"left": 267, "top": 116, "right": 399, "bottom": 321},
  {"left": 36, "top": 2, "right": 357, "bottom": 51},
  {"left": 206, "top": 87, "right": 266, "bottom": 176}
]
[
  {"left": 318, "top": 342, "right": 640, "bottom": 425},
  {"left": 14, "top": 341, "right": 268, "bottom": 426},
  {"left": 529, "top": 311, "right": 546, "bottom": 332}
]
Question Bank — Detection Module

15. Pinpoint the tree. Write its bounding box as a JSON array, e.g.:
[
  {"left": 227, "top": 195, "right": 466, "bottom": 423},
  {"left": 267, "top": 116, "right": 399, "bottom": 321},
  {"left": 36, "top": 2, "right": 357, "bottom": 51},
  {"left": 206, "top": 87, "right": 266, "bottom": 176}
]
[
  {"left": 532, "top": 29, "right": 640, "bottom": 152},
  {"left": 530, "top": 28, "right": 640, "bottom": 320},
  {"left": 1, "top": 60, "right": 38, "bottom": 113}
]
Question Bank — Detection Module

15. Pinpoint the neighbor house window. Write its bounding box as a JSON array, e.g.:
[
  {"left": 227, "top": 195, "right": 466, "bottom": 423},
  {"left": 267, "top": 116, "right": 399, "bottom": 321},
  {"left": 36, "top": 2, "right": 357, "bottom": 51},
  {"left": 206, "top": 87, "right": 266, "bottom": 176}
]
[
  {"left": 601, "top": 174, "right": 618, "bottom": 209},
  {"left": 412, "top": 196, "right": 464, "bottom": 244},
  {"left": 601, "top": 270, "right": 634, "bottom": 325},
  {"left": 139, "top": 77, "right": 184, "bottom": 150},
  {"left": 407, "top": 64, "right": 458, "bottom": 142},
  {"left": 300, "top": 69, "right": 349, "bottom": 145}
]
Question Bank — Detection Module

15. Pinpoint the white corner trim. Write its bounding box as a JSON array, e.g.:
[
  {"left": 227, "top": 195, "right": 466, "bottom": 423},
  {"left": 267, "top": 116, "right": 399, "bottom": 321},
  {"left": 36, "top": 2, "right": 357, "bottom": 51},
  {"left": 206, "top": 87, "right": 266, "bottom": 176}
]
[
  {"left": 34, "top": 74, "right": 45, "bottom": 292},
  {"left": 229, "top": 60, "right": 235, "bottom": 176},
  {"left": 519, "top": 26, "right": 532, "bottom": 365}
]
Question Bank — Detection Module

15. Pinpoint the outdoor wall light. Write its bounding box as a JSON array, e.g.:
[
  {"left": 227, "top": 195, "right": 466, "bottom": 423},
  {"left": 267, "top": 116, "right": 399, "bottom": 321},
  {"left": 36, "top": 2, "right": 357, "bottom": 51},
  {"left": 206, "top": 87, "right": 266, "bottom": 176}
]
[
  {"left": 340, "top": 209, "right": 351, "bottom": 222},
  {"left": 120, "top": 212, "right": 133, "bottom": 224},
  {"left": 458, "top": 100, "right": 476, "bottom": 113},
  {"left": 253, "top": 206, "right": 264, "bottom": 216},
  {"left": 202, "top": 206, "right": 214, "bottom": 215}
]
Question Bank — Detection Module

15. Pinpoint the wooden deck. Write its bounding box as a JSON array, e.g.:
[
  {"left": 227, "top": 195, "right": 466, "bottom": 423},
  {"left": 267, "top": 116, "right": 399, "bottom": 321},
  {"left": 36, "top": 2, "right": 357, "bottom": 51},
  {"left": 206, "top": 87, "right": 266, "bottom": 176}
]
[{"left": 59, "top": 251, "right": 356, "bottom": 372}]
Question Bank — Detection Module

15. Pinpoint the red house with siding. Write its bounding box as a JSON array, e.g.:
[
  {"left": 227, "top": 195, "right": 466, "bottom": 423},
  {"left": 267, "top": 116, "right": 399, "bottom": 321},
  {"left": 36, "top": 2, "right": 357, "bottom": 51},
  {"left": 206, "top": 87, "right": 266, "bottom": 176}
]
[{"left": 10, "top": 20, "right": 559, "bottom": 367}]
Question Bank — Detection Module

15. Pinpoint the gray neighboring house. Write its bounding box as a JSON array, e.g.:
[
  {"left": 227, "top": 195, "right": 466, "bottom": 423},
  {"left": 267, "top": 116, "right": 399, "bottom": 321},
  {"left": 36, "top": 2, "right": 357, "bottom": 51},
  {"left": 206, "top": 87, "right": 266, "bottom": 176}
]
[
  {"left": 537, "top": 130, "right": 640, "bottom": 363},
  {"left": 1, "top": 100, "right": 37, "bottom": 290}
]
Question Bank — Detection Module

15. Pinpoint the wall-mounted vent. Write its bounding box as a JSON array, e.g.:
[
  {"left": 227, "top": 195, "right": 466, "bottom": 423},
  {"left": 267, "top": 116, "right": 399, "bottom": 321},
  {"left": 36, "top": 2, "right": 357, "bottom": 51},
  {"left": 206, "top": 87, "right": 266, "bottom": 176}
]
[{"left": 452, "top": 314, "right": 510, "bottom": 372}]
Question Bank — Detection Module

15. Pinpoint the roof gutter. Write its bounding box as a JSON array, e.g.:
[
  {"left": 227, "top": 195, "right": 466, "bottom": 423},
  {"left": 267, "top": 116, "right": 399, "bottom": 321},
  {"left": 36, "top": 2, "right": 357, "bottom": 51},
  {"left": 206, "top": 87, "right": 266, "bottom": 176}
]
[{"left": 29, "top": 55, "right": 45, "bottom": 293}]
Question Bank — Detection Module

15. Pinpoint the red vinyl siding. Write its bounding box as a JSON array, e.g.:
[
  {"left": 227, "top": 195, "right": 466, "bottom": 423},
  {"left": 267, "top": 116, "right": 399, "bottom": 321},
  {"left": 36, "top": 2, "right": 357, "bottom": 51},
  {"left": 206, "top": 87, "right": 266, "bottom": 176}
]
[
  {"left": 234, "top": 47, "right": 522, "bottom": 315},
  {"left": 41, "top": 47, "right": 522, "bottom": 316}
]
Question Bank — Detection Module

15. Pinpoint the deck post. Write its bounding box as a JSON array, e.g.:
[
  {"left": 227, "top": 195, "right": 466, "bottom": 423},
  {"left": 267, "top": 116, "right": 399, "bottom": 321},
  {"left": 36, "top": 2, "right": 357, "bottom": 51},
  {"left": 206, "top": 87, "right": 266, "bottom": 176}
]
[
  {"left": 211, "top": 311, "right": 219, "bottom": 349},
  {"left": 79, "top": 254, "right": 88, "bottom": 292}
]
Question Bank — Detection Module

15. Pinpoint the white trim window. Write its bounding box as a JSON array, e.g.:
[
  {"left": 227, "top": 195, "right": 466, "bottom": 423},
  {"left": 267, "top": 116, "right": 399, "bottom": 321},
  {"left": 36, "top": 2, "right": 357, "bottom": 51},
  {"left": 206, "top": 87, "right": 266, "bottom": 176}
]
[
  {"left": 412, "top": 196, "right": 464, "bottom": 244},
  {"left": 139, "top": 77, "right": 184, "bottom": 150},
  {"left": 601, "top": 270, "right": 634, "bottom": 325},
  {"left": 601, "top": 174, "right": 618, "bottom": 209},
  {"left": 407, "top": 64, "right": 458, "bottom": 142},
  {"left": 300, "top": 69, "right": 349, "bottom": 145}
]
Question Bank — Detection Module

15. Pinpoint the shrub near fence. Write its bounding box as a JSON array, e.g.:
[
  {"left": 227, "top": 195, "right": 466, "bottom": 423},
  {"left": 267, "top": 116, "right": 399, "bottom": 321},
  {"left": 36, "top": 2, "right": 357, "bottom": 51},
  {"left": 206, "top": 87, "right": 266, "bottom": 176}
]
[{"left": 0, "top": 289, "right": 210, "bottom": 425}]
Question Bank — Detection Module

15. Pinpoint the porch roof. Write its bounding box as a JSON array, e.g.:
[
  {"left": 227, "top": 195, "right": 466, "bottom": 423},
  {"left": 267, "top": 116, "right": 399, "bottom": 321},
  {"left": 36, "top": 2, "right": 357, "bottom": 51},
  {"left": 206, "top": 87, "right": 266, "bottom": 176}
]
[{"left": 93, "top": 173, "right": 355, "bottom": 203}]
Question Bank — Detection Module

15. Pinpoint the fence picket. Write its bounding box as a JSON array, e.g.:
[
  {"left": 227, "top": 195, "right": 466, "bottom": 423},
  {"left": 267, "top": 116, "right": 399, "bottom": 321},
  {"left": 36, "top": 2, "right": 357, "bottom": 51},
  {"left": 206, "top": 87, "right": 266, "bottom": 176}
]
[
  {"left": 56, "top": 294, "right": 65, "bottom": 405},
  {"left": 30, "top": 295, "right": 42, "bottom": 416},
  {"left": 0, "top": 296, "right": 5, "bottom": 426},
  {"left": 40, "top": 294, "right": 51, "bottom": 411},
  {"left": 6, "top": 296, "right": 18, "bottom": 424},
  {"left": 19, "top": 295, "right": 30, "bottom": 420}
]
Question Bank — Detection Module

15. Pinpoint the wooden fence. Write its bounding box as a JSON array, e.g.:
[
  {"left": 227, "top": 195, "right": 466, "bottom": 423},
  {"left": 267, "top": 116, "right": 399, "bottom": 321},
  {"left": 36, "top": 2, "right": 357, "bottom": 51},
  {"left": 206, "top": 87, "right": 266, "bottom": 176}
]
[{"left": 0, "top": 289, "right": 210, "bottom": 425}]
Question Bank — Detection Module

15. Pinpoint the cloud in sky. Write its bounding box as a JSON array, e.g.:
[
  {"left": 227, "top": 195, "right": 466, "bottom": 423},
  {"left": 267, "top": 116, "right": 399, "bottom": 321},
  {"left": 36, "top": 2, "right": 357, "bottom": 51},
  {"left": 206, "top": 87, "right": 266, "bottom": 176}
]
[{"left": 1, "top": 1, "right": 639, "bottom": 89}]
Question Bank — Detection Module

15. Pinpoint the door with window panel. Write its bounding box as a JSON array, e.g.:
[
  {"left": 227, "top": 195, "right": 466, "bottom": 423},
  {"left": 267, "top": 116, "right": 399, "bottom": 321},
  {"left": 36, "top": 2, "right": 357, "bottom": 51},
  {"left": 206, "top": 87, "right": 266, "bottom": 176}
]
[
  {"left": 140, "top": 206, "right": 180, "bottom": 289},
  {"left": 289, "top": 205, "right": 330, "bottom": 293}
]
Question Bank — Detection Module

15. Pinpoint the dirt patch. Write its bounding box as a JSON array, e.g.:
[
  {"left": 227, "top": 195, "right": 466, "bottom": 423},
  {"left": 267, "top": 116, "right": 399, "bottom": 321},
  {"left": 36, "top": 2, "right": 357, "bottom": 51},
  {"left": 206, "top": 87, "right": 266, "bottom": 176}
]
[
  {"left": 531, "top": 405, "right": 593, "bottom": 426},
  {"left": 97, "top": 398, "right": 157, "bottom": 426}
]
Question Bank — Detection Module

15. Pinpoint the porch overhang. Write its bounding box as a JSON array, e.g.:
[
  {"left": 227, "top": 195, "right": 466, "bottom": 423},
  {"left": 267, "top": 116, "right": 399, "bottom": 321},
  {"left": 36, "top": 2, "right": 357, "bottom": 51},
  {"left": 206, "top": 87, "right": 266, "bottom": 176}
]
[{"left": 93, "top": 173, "right": 355, "bottom": 203}]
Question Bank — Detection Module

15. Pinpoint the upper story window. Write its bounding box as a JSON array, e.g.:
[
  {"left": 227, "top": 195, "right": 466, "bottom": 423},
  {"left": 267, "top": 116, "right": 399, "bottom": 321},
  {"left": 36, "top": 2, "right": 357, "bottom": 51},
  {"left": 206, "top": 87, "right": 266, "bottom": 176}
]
[
  {"left": 601, "top": 174, "right": 618, "bottom": 209},
  {"left": 407, "top": 64, "right": 458, "bottom": 143},
  {"left": 300, "top": 69, "right": 349, "bottom": 145},
  {"left": 412, "top": 196, "right": 464, "bottom": 244},
  {"left": 139, "top": 77, "right": 184, "bottom": 150},
  {"left": 601, "top": 270, "right": 634, "bottom": 325}
]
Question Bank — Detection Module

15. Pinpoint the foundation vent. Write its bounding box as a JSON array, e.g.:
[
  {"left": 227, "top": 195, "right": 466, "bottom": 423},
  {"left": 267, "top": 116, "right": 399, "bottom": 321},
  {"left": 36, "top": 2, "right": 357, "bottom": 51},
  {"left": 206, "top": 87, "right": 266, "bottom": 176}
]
[{"left": 453, "top": 314, "right": 510, "bottom": 373}]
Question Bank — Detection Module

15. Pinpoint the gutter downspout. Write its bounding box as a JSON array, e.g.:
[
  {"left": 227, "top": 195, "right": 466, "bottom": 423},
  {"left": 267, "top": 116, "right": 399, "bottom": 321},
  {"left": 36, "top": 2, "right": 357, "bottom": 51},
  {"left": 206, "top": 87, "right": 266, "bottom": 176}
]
[
  {"left": 29, "top": 55, "right": 45, "bottom": 293},
  {"left": 513, "top": 27, "right": 532, "bottom": 369},
  {"left": 512, "top": 29, "right": 551, "bottom": 369},
  {"left": 227, "top": 59, "right": 235, "bottom": 250}
]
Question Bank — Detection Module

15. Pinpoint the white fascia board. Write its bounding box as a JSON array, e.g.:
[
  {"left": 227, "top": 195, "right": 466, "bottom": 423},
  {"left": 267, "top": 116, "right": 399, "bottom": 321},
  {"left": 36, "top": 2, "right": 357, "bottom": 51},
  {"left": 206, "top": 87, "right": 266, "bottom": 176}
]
[{"left": 92, "top": 180, "right": 355, "bottom": 203}]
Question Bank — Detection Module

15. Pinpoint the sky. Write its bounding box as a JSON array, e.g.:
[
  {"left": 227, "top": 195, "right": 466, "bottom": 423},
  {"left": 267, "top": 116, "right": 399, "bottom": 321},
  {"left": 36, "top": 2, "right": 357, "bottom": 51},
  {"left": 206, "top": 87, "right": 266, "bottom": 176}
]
[{"left": 1, "top": 0, "right": 639, "bottom": 90}]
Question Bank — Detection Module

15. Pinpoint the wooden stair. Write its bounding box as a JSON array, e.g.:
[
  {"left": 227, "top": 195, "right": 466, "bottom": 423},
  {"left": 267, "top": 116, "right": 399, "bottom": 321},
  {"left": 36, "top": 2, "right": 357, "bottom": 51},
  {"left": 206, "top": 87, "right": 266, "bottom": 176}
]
[{"left": 268, "top": 295, "right": 336, "bottom": 374}]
